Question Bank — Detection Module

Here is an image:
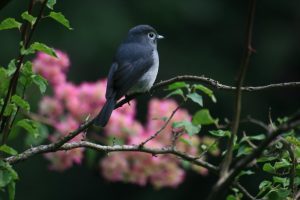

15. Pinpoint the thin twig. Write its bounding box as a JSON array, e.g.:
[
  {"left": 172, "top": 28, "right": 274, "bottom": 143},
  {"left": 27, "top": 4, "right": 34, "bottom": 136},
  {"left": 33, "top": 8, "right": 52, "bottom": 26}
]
[
  {"left": 139, "top": 104, "right": 181, "bottom": 147},
  {"left": 221, "top": 0, "right": 257, "bottom": 177},
  {"left": 234, "top": 182, "right": 258, "bottom": 200}
]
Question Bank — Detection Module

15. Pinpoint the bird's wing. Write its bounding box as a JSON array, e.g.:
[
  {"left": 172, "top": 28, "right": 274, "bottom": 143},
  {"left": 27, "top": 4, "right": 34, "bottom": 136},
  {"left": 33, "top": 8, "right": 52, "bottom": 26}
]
[{"left": 107, "top": 43, "right": 153, "bottom": 100}]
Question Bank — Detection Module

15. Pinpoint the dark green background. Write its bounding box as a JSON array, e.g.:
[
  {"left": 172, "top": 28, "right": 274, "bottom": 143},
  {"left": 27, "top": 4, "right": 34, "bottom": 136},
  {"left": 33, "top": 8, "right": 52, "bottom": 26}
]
[{"left": 1, "top": 0, "right": 300, "bottom": 199}]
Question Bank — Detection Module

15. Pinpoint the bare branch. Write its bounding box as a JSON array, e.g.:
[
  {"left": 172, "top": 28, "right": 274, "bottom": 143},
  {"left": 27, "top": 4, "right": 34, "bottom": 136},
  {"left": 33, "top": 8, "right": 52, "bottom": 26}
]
[
  {"left": 5, "top": 141, "right": 218, "bottom": 173},
  {"left": 221, "top": 0, "right": 257, "bottom": 177},
  {"left": 234, "top": 182, "right": 258, "bottom": 200},
  {"left": 115, "top": 75, "right": 300, "bottom": 110}
]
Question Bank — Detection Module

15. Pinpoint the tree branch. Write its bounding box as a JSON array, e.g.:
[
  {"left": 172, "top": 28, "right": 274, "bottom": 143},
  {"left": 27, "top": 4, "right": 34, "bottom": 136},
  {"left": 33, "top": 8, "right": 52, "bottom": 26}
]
[
  {"left": 5, "top": 141, "right": 218, "bottom": 173},
  {"left": 115, "top": 75, "right": 300, "bottom": 110}
]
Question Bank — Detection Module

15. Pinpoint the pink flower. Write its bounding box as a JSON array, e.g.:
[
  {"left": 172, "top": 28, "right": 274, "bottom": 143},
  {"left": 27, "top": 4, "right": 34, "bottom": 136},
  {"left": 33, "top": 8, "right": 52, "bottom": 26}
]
[
  {"left": 44, "top": 115, "right": 84, "bottom": 170},
  {"left": 32, "top": 50, "right": 70, "bottom": 86},
  {"left": 39, "top": 96, "right": 63, "bottom": 119}
]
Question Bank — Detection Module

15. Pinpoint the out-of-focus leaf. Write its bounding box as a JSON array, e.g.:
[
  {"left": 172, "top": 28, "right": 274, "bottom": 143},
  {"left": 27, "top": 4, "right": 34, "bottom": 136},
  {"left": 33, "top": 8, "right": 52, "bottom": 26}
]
[
  {"left": 17, "top": 119, "right": 39, "bottom": 138},
  {"left": 187, "top": 92, "right": 203, "bottom": 106},
  {"left": 173, "top": 121, "right": 201, "bottom": 136},
  {"left": 32, "top": 74, "right": 48, "bottom": 93},
  {"left": 236, "top": 145, "right": 252, "bottom": 157},
  {"left": 49, "top": 11, "right": 73, "bottom": 30},
  {"left": 25, "top": 123, "right": 48, "bottom": 146},
  {"left": 165, "top": 82, "right": 189, "bottom": 90},
  {"left": 30, "top": 42, "right": 57, "bottom": 57},
  {"left": 21, "top": 11, "right": 36, "bottom": 26},
  {"left": 11, "top": 95, "right": 30, "bottom": 112},
  {"left": 0, "top": 18, "right": 21, "bottom": 30},
  {"left": 165, "top": 88, "right": 185, "bottom": 99},
  {"left": 193, "top": 84, "right": 217, "bottom": 103},
  {"left": 209, "top": 130, "right": 231, "bottom": 137},
  {"left": 47, "top": 0, "right": 56, "bottom": 9},
  {"left": 7, "top": 59, "right": 16, "bottom": 76},
  {"left": 192, "top": 109, "right": 216, "bottom": 125},
  {"left": 263, "top": 163, "right": 275, "bottom": 173},
  {"left": 0, "top": 145, "right": 18, "bottom": 155},
  {"left": 8, "top": 182, "right": 16, "bottom": 200}
]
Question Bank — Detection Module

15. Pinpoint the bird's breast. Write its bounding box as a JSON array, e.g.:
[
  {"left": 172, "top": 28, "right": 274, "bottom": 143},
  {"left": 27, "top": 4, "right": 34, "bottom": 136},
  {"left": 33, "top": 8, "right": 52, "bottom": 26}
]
[{"left": 128, "top": 50, "right": 159, "bottom": 94}]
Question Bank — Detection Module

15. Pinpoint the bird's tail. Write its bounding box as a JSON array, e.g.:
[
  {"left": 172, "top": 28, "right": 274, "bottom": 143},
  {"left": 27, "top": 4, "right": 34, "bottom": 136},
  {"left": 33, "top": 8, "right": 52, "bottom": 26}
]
[{"left": 94, "top": 97, "right": 116, "bottom": 127}]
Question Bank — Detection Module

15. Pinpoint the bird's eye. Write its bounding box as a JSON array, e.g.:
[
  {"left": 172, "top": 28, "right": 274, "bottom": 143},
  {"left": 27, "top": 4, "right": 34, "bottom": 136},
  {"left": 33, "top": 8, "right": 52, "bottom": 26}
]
[{"left": 148, "top": 32, "right": 155, "bottom": 39}]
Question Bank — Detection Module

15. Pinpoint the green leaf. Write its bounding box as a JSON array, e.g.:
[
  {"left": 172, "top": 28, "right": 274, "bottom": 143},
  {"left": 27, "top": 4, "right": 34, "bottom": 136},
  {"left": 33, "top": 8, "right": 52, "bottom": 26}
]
[
  {"left": 25, "top": 123, "right": 48, "bottom": 146},
  {"left": 7, "top": 59, "right": 16, "bottom": 76},
  {"left": 4, "top": 103, "right": 17, "bottom": 116},
  {"left": 241, "top": 134, "right": 266, "bottom": 143},
  {"left": 0, "top": 68, "right": 9, "bottom": 95},
  {"left": 166, "top": 82, "right": 189, "bottom": 90},
  {"left": 0, "top": 160, "right": 18, "bottom": 188},
  {"left": 263, "top": 163, "right": 275, "bottom": 173},
  {"left": 165, "top": 88, "right": 185, "bottom": 99},
  {"left": 8, "top": 181, "right": 16, "bottom": 200},
  {"left": 187, "top": 93, "right": 203, "bottom": 106},
  {"left": 192, "top": 109, "right": 216, "bottom": 125},
  {"left": 49, "top": 11, "right": 73, "bottom": 30},
  {"left": 32, "top": 74, "right": 48, "bottom": 93},
  {"left": 236, "top": 145, "right": 252, "bottom": 157},
  {"left": 285, "top": 136, "right": 300, "bottom": 147},
  {"left": 179, "top": 137, "right": 193, "bottom": 146},
  {"left": 209, "top": 130, "right": 231, "bottom": 137},
  {"left": 226, "top": 195, "right": 236, "bottom": 200},
  {"left": 17, "top": 119, "right": 39, "bottom": 138},
  {"left": 11, "top": 95, "right": 30, "bottom": 112},
  {"left": 268, "top": 189, "right": 290, "bottom": 200},
  {"left": 20, "top": 41, "right": 35, "bottom": 55},
  {"left": 173, "top": 121, "right": 201, "bottom": 136},
  {"left": 259, "top": 180, "right": 272, "bottom": 190},
  {"left": 47, "top": 0, "right": 56, "bottom": 9},
  {"left": 193, "top": 84, "right": 217, "bottom": 103},
  {"left": 0, "top": 145, "right": 18, "bottom": 156},
  {"left": 273, "top": 176, "right": 289, "bottom": 187},
  {"left": 30, "top": 42, "right": 57, "bottom": 57},
  {"left": 0, "top": 18, "right": 21, "bottom": 30},
  {"left": 21, "top": 11, "right": 36, "bottom": 26},
  {"left": 274, "top": 159, "right": 290, "bottom": 170}
]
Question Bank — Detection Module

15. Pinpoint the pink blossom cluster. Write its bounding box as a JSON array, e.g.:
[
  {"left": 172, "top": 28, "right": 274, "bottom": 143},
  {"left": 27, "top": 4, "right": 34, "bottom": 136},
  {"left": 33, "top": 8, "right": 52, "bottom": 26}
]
[{"left": 33, "top": 50, "right": 217, "bottom": 187}]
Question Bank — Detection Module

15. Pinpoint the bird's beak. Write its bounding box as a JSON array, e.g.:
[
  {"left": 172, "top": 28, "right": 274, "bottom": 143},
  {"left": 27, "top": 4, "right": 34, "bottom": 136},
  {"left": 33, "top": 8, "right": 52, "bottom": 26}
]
[{"left": 157, "top": 35, "right": 164, "bottom": 39}]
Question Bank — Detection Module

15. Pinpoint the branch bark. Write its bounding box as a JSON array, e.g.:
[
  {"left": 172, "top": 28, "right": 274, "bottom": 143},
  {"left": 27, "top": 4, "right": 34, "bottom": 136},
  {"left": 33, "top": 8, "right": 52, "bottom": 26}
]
[{"left": 5, "top": 141, "right": 218, "bottom": 173}]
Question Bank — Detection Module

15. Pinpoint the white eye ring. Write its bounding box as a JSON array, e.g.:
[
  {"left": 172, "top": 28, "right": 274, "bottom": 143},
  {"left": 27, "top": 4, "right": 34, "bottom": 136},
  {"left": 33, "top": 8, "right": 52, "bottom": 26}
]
[{"left": 148, "top": 32, "right": 156, "bottom": 39}]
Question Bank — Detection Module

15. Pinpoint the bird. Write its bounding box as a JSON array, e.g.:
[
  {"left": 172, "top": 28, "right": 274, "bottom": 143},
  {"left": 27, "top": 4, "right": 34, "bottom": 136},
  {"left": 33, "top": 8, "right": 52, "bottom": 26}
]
[{"left": 95, "top": 24, "right": 164, "bottom": 127}]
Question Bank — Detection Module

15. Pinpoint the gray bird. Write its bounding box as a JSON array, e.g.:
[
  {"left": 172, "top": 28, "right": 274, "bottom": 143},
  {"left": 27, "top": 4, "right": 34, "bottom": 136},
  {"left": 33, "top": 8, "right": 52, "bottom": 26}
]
[{"left": 95, "top": 25, "right": 164, "bottom": 126}]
